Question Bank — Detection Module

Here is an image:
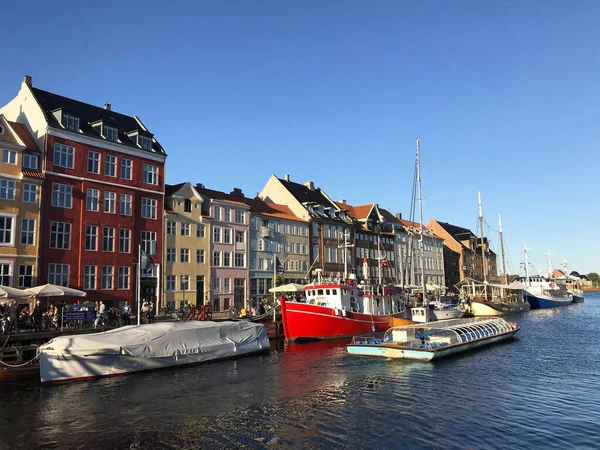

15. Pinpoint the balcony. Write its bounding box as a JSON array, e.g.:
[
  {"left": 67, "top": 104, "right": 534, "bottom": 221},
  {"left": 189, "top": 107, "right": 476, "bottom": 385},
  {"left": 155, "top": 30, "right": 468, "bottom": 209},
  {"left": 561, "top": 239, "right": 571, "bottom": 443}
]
[{"left": 261, "top": 227, "right": 272, "bottom": 239}]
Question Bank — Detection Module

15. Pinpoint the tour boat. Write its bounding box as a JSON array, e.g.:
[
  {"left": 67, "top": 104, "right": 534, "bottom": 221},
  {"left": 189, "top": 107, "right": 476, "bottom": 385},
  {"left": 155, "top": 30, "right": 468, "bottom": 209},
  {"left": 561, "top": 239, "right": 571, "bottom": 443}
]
[
  {"left": 346, "top": 317, "right": 520, "bottom": 361},
  {"left": 39, "top": 321, "right": 270, "bottom": 383},
  {"left": 279, "top": 277, "right": 413, "bottom": 342},
  {"left": 457, "top": 278, "right": 530, "bottom": 316}
]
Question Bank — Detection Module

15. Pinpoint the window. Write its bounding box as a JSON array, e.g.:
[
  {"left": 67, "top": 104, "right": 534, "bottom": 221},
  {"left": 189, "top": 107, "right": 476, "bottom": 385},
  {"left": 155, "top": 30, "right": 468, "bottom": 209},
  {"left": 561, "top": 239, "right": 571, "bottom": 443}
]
[
  {"left": 235, "top": 210, "right": 245, "bottom": 224},
  {"left": 103, "top": 124, "right": 118, "bottom": 142},
  {"left": 85, "top": 225, "right": 97, "bottom": 251},
  {"left": 184, "top": 199, "right": 192, "bottom": 213},
  {"left": 20, "top": 218, "right": 35, "bottom": 245},
  {"left": 0, "top": 180, "right": 16, "bottom": 200},
  {"left": 181, "top": 223, "right": 190, "bottom": 236},
  {"left": 196, "top": 249, "right": 205, "bottom": 263},
  {"left": 180, "top": 248, "right": 189, "bottom": 263},
  {"left": 141, "top": 198, "right": 157, "bottom": 219},
  {"left": 167, "top": 221, "right": 176, "bottom": 235},
  {"left": 223, "top": 228, "right": 231, "bottom": 244},
  {"left": 223, "top": 252, "right": 231, "bottom": 267},
  {"left": 86, "top": 188, "right": 99, "bottom": 211},
  {"left": 0, "top": 263, "right": 11, "bottom": 285},
  {"left": 50, "top": 221, "right": 71, "bottom": 249},
  {"left": 119, "top": 228, "right": 131, "bottom": 253},
  {"left": 235, "top": 230, "right": 245, "bottom": 243},
  {"left": 166, "top": 248, "right": 176, "bottom": 262},
  {"left": 141, "top": 230, "right": 157, "bottom": 255},
  {"left": 213, "top": 227, "right": 221, "bottom": 243},
  {"left": 18, "top": 264, "right": 33, "bottom": 288},
  {"left": 120, "top": 158, "right": 132, "bottom": 179},
  {"left": 213, "top": 206, "right": 221, "bottom": 221},
  {"left": 139, "top": 135, "right": 152, "bottom": 151},
  {"left": 88, "top": 151, "right": 100, "bottom": 173},
  {"left": 53, "top": 143, "right": 74, "bottom": 169},
  {"left": 102, "top": 227, "right": 115, "bottom": 252},
  {"left": 101, "top": 266, "right": 114, "bottom": 290},
  {"left": 104, "top": 154, "right": 116, "bottom": 176},
  {"left": 143, "top": 164, "right": 158, "bottom": 185},
  {"left": 2, "top": 149, "right": 17, "bottom": 164},
  {"left": 166, "top": 275, "right": 175, "bottom": 291},
  {"left": 22, "top": 183, "right": 37, "bottom": 203},
  {"left": 83, "top": 265, "right": 96, "bottom": 290},
  {"left": 223, "top": 278, "right": 231, "bottom": 294},
  {"left": 234, "top": 252, "right": 245, "bottom": 268},
  {"left": 213, "top": 251, "right": 221, "bottom": 266},
  {"left": 52, "top": 183, "right": 72, "bottom": 208},
  {"left": 118, "top": 266, "right": 130, "bottom": 290},
  {"left": 0, "top": 216, "right": 13, "bottom": 245},
  {"left": 104, "top": 191, "right": 116, "bottom": 213},
  {"left": 224, "top": 208, "right": 231, "bottom": 222},
  {"left": 212, "top": 278, "right": 220, "bottom": 294},
  {"left": 180, "top": 275, "right": 189, "bottom": 291},
  {"left": 48, "top": 264, "right": 69, "bottom": 286},
  {"left": 197, "top": 224, "right": 205, "bottom": 237},
  {"left": 22, "top": 154, "right": 38, "bottom": 170},
  {"left": 62, "top": 113, "right": 80, "bottom": 131},
  {"left": 120, "top": 194, "right": 132, "bottom": 216}
]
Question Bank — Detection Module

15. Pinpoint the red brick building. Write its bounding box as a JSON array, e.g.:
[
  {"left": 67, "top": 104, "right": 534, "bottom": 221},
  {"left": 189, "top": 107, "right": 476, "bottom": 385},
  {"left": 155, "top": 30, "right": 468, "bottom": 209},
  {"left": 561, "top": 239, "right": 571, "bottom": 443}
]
[{"left": 1, "top": 76, "right": 167, "bottom": 306}]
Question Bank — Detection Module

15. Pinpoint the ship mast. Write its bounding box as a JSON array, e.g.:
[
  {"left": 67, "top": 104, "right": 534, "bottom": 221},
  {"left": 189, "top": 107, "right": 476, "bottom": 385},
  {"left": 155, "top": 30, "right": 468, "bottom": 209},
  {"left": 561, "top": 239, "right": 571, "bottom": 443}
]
[
  {"left": 478, "top": 192, "right": 487, "bottom": 282},
  {"left": 546, "top": 250, "right": 553, "bottom": 278},
  {"left": 524, "top": 244, "right": 530, "bottom": 286},
  {"left": 499, "top": 215, "right": 508, "bottom": 285},
  {"left": 416, "top": 139, "right": 426, "bottom": 303}
]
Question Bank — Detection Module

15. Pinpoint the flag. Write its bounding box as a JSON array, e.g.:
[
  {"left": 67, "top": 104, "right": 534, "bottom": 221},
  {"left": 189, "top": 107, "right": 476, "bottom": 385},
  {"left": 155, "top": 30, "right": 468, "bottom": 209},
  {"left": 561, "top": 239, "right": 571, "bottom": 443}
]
[
  {"left": 140, "top": 247, "right": 155, "bottom": 272},
  {"left": 381, "top": 257, "right": 389, "bottom": 268},
  {"left": 275, "top": 256, "right": 285, "bottom": 275}
]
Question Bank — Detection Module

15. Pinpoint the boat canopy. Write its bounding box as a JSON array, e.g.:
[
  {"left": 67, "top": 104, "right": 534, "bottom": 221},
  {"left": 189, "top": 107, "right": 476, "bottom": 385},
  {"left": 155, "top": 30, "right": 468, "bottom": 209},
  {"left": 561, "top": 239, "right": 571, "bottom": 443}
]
[{"left": 40, "top": 321, "right": 268, "bottom": 358}]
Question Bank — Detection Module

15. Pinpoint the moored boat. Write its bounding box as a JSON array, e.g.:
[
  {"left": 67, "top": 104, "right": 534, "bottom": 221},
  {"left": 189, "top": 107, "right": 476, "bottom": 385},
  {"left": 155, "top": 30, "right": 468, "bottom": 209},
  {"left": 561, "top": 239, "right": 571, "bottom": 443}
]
[
  {"left": 346, "top": 317, "right": 520, "bottom": 361},
  {"left": 39, "top": 321, "right": 270, "bottom": 383},
  {"left": 457, "top": 278, "right": 530, "bottom": 316}
]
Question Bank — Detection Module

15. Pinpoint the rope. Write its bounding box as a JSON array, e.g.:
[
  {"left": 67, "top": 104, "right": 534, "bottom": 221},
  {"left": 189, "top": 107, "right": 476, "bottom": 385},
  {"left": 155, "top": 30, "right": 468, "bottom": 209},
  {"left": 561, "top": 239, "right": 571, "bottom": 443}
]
[
  {"left": 0, "top": 331, "right": 11, "bottom": 353},
  {"left": 0, "top": 345, "right": 40, "bottom": 368}
]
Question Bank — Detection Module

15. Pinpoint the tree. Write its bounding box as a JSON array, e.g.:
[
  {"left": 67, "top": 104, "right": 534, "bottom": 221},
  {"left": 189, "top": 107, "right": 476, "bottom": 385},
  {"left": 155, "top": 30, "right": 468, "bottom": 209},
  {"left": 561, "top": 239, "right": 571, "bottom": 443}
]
[{"left": 587, "top": 273, "right": 600, "bottom": 287}]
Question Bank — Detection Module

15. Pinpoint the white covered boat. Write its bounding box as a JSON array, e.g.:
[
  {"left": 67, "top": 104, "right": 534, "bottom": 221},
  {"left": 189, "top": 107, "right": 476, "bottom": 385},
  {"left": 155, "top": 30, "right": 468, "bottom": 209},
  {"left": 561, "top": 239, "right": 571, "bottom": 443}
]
[{"left": 39, "top": 321, "right": 270, "bottom": 383}]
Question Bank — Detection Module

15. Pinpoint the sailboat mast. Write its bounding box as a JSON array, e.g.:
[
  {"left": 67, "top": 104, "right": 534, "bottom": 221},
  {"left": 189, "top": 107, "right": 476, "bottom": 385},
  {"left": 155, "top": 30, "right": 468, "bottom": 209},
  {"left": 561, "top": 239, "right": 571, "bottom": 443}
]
[
  {"left": 524, "top": 244, "right": 530, "bottom": 285},
  {"left": 377, "top": 233, "right": 382, "bottom": 285},
  {"left": 499, "top": 215, "right": 508, "bottom": 285},
  {"left": 478, "top": 192, "right": 487, "bottom": 282},
  {"left": 416, "top": 139, "right": 426, "bottom": 302}
]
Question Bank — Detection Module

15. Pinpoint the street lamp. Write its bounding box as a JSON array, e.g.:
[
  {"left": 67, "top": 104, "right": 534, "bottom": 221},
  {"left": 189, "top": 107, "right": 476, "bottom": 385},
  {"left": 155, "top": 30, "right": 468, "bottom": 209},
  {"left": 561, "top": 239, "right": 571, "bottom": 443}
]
[{"left": 181, "top": 275, "right": 189, "bottom": 307}]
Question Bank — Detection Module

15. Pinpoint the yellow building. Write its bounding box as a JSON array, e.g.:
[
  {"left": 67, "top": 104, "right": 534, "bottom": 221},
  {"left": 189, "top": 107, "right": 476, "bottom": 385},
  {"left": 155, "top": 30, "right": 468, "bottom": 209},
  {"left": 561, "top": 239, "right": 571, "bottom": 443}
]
[
  {"left": 0, "top": 116, "right": 43, "bottom": 300},
  {"left": 163, "top": 182, "right": 210, "bottom": 309}
]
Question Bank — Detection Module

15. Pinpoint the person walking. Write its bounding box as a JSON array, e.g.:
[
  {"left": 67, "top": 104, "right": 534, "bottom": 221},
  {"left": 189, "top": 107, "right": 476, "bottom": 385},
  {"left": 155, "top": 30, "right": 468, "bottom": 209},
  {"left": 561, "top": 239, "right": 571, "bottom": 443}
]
[
  {"left": 8, "top": 302, "right": 19, "bottom": 334},
  {"left": 32, "top": 300, "right": 43, "bottom": 332},
  {"left": 122, "top": 302, "right": 131, "bottom": 325}
]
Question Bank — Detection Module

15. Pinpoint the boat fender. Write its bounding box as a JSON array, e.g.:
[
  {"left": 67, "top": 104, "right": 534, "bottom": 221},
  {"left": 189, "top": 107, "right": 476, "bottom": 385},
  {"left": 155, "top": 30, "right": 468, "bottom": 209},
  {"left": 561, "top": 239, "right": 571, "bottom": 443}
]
[{"left": 341, "top": 309, "right": 346, "bottom": 317}]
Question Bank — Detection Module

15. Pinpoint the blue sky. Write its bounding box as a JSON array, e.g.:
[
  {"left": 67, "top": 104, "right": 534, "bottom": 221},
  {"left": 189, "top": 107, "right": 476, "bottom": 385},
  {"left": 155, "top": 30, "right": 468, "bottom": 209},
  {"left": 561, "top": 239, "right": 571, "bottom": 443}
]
[{"left": 1, "top": 1, "right": 599, "bottom": 274}]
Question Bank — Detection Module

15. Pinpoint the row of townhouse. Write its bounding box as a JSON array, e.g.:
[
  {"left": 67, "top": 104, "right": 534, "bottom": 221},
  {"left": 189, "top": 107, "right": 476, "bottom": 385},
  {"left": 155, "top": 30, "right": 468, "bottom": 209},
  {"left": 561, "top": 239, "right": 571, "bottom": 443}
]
[{"left": 0, "top": 76, "right": 497, "bottom": 310}]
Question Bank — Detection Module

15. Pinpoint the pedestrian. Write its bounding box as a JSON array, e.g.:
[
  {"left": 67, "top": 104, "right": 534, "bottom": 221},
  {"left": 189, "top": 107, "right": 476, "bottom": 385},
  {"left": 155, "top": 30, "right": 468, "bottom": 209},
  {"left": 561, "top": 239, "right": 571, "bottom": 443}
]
[
  {"left": 8, "top": 302, "right": 19, "bottom": 334},
  {"left": 122, "top": 302, "right": 131, "bottom": 325},
  {"left": 259, "top": 299, "right": 266, "bottom": 315},
  {"left": 33, "top": 300, "right": 43, "bottom": 331}
]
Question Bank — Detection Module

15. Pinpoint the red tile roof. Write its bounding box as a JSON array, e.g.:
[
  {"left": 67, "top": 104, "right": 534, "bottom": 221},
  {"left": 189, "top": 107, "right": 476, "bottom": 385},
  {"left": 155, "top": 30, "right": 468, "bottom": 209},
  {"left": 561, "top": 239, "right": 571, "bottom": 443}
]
[
  {"left": 353, "top": 204, "right": 374, "bottom": 220},
  {"left": 7, "top": 121, "right": 39, "bottom": 152},
  {"left": 22, "top": 171, "right": 45, "bottom": 179}
]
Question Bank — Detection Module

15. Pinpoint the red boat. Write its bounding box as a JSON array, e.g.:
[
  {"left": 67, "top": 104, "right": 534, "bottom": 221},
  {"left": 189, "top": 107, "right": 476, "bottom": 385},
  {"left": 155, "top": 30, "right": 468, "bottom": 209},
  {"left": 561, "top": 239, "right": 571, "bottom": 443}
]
[{"left": 280, "top": 281, "right": 414, "bottom": 342}]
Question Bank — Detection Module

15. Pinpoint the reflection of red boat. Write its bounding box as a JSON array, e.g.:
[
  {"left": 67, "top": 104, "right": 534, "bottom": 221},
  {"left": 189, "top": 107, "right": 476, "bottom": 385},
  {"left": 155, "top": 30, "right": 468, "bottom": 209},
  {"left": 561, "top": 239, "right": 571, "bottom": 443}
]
[{"left": 280, "top": 282, "right": 414, "bottom": 342}]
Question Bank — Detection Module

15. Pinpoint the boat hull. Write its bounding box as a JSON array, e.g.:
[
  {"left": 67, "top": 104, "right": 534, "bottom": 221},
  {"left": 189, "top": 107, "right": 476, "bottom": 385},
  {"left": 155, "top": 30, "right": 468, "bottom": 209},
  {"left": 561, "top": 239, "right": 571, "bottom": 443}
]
[
  {"left": 524, "top": 291, "right": 573, "bottom": 309},
  {"left": 470, "top": 300, "right": 531, "bottom": 317},
  {"left": 280, "top": 300, "right": 409, "bottom": 341},
  {"left": 570, "top": 291, "right": 584, "bottom": 303},
  {"left": 431, "top": 309, "right": 463, "bottom": 320},
  {"left": 346, "top": 329, "right": 519, "bottom": 361}
]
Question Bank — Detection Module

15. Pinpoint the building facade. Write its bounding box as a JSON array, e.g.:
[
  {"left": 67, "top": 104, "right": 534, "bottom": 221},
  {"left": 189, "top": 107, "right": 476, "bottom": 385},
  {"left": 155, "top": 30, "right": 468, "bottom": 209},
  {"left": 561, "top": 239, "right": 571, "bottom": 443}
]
[
  {"left": 164, "top": 183, "right": 210, "bottom": 309},
  {"left": 0, "top": 116, "right": 43, "bottom": 298},
  {"left": 1, "top": 76, "right": 167, "bottom": 306}
]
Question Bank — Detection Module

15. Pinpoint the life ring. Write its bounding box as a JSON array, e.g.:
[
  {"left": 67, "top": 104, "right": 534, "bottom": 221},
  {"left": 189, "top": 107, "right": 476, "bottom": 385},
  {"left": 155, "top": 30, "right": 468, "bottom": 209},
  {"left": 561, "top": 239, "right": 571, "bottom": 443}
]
[{"left": 551, "top": 283, "right": 556, "bottom": 289}]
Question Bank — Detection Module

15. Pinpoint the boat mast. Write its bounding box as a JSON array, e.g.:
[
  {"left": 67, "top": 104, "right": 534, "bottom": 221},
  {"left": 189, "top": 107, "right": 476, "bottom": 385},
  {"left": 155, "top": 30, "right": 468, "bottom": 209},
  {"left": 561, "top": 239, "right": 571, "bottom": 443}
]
[
  {"left": 524, "top": 244, "right": 530, "bottom": 286},
  {"left": 546, "top": 250, "right": 553, "bottom": 278},
  {"left": 478, "top": 192, "right": 487, "bottom": 282},
  {"left": 341, "top": 229, "right": 354, "bottom": 282},
  {"left": 416, "top": 139, "right": 426, "bottom": 303},
  {"left": 499, "top": 214, "right": 508, "bottom": 285},
  {"left": 377, "top": 233, "right": 383, "bottom": 285}
]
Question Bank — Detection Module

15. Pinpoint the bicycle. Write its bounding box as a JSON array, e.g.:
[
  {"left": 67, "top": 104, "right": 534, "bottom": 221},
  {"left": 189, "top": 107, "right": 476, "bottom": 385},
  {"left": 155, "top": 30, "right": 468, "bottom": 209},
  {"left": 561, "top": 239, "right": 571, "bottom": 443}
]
[{"left": 227, "top": 306, "right": 241, "bottom": 319}]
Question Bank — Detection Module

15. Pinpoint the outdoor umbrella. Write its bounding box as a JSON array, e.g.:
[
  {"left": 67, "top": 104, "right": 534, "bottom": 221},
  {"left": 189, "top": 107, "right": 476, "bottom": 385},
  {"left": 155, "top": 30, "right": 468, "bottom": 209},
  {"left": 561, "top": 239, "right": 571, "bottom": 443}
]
[
  {"left": 0, "top": 285, "right": 35, "bottom": 300},
  {"left": 26, "top": 284, "right": 87, "bottom": 298},
  {"left": 268, "top": 283, "right": 305, "bottom": 293}
]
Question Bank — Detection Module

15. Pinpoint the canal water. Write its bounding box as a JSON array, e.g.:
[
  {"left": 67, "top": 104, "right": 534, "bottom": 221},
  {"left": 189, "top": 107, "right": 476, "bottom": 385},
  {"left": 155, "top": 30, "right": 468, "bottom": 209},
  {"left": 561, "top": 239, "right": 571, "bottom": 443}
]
[{"left": 1, "top": 293, "right": 599, "bottom": 449}]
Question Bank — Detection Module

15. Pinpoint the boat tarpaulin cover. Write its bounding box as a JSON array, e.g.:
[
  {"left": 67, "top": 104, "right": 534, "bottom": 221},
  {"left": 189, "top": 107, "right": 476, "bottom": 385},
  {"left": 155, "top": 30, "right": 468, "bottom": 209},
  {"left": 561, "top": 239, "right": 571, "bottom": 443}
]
[{"left": 40, "top": 321, "right": 269, "bottom": 358}]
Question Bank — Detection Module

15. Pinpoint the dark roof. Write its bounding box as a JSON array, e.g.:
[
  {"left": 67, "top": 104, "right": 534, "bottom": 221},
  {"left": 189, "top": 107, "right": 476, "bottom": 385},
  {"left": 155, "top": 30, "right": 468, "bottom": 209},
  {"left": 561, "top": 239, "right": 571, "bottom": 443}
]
[
  {"left": 8, "top": 121, "right": 39, "bottom": 152},
  {"left": 30, "top": 87, "right": 166, "bottom": 156},
  {"left": 279, "top": 178, "right": 337, "bottom": 209},
  {"left": 436, "top": 221, "right": 477, "bottom": 241},
  {"left": 165, "top": 183, "right": 186, "bottom": 197}
]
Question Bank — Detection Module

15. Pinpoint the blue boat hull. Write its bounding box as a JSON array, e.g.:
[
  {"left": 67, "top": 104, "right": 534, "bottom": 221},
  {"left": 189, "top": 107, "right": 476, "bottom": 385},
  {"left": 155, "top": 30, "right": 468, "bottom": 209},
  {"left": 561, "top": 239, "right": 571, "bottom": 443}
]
[{"left": 524, "top": 291, "right": 573, "bottom": 309}]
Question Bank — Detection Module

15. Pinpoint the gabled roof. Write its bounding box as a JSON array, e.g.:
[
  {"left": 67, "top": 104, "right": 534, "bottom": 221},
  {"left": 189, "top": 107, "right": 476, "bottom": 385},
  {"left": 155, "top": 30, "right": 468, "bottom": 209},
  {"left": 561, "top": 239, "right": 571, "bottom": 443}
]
[
  {"left": 194, "top": 185, "right": 252, "bottom": 208},
  {"left": 247, "top": 200, "right": 306, "bottom": 222},
  {"left": 30, "top": 87, "right": 166, "bottom": 155},
  {"left": 435, "top": 220, "right": 477, "bottom": 241},
  {"left": 7, "top": 121, "right": 39, "bottom": 152},
  {"left": 353, "top": 204, "right": 374, "bottom": 220},
  {"left": 165, "top": 183, "right": 186, "bottom": 197},
  {"left": 278, "top": 178, "right": 337, "bottom": 209}
]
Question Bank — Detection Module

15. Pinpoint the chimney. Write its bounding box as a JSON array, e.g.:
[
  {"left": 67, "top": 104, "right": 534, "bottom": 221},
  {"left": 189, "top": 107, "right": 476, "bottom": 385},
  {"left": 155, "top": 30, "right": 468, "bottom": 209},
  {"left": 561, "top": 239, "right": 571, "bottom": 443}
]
[
  {"left": 304, "top": 181, "right": 315, "bottom": 191},
  {"left": 339, "top": 199, "right": 346, "bottom": 204},
  {"left": 196, "top": 183, "right": 205, "bottom": 190},
  {"left": 396, "top": 212, "right": 402, "bottom": 220},
  {"left": 23, "top": 75, "right": 32, "bottom": 86},
  {"left": 284, "top": 174, "right": 290, "bottom": 182},
  {"left": 104, "top": 103, "right": 111, "bottom": 111},
  {"left": 230, "top": 188, "right": 244, "bottom": 197}
]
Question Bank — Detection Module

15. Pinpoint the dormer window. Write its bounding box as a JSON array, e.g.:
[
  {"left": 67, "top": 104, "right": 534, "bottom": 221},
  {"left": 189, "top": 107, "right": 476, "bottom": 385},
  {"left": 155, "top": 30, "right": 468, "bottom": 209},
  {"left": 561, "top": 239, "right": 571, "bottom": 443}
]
[
  {"left": 102, "top": 124, "right": 118, "bottom": 142},
  {"left": 62, "top": 113, "right": 80, "bottom": 132},
  {"left": 139, "top": 135, "right": 152, "bottom": 151}
]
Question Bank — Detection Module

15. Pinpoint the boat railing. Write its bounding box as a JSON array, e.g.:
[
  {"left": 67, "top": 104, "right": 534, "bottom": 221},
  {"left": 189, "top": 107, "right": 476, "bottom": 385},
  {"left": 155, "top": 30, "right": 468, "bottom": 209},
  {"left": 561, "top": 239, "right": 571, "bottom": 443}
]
[{"left": 351, "top": 332, "right": 386, "bottom": 345}]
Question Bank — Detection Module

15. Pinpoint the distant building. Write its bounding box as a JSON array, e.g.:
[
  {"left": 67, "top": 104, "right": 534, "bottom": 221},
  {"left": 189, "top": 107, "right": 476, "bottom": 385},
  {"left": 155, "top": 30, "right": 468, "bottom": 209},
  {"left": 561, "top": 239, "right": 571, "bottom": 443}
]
[
  {"left": 1, "top": 76, "right": 167, "bottom": 306},
  {"left": 0, "top": 116, "right": 43, "bottom": 298}
]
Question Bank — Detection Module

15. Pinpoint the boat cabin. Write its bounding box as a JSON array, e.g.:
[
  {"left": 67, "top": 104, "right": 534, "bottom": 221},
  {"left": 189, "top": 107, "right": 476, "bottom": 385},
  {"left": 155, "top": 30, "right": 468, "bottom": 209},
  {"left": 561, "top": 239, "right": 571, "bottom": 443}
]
[{"left": 303, "top": 283, "right": 404, "bottom": 315}]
